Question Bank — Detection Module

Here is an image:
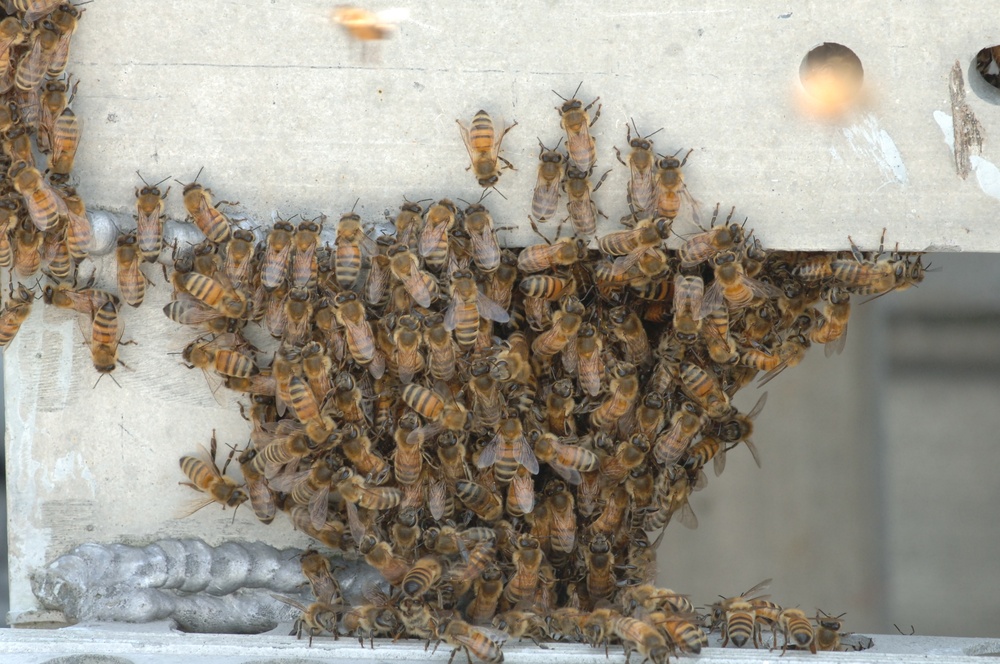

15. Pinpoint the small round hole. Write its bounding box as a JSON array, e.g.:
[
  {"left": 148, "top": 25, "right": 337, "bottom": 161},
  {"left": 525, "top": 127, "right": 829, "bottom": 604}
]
[
  {"left": 970, "top": 45, "right": 1000, "bottom": 104},
  {"left": 799, "top": 43, "right": 864, "bottom": 113}
]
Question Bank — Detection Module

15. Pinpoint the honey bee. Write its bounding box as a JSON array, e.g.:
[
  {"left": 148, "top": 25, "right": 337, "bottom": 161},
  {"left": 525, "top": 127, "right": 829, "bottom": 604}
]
[
  {"left": 401, "top": 555, "right": 444, "bottom": 598},
  {"left": 757, "top": 333, "right": 810, "bottom": 386},
  {"left": 597, "top": 216, "right": 671, "bottom": 273},
  {"left": 505, "top": 465, "right": 535, "bottom": 517},
  {"left": 634, "top": 393, "right": 667, "bottom": 441},
  {"left": 678, "top": 205, "right": 745, "bottom": 267},
  {"left": 223, "top": 228, "right": 256, "bottom": 290},
  {"left": 47, "top": 106, "right": 79, "bottom": 175},
  {"left": 436, "top": 429, "right": 468, "bottom": 483},
  {"left": 419, "top": 199, "right": 457, "bottom": 272},
  {"left": 392, "top": 413, "right": 424, "bottom": 486},
  {"left": 646, "top": 464, "right": 700, "bottom": 530},
  {"left": 600, "top": 434, "right": 649, "bottom": 485},
  {"left": 502, "top": 534, "right": 542, "bottom": 607},
  {"left": 115, "top": 233, "right": 146, "bottom": 308},
  {"left": 671, "top": 274, "right": 705, "bottom": 343},
  {"left": 178, "top": 175, "right": 232, "bottom": 245},
  {"left": 614, "top": 120, "right": 661, "bottom": 219},
  {"left": 517, "top": 274, "right": 574, "bottom": 301},
  {"left": 237, "top": 446, "right": 276, "bottom": 525},
  {"left": 178, "top": 432, "right": 248, "bottom": 515},
  {"left": 588, "top": 484, "right": 629, "bottom": 540},
  {"left": 564, "top": 167, "right": 608, "bottom": 238},
  {"left": 41, "top": 228, "right": 72, "bottom": 281},
  {"left": 775, "top": 608, "right": 816, "bottom": 653},
  {"left": 476, "top": 417, "right": 538, "bottom": 484},
  {"left": 703, "top": 306, "right": 739, "bottom": 365},
  {"left": 583, "top": 534, "right": 616, "bottom": 602},
  {"left": 457, "top": 109, "right": 516, "bottom": 189},
  {"left": 0, "top": 284, "right": 33, "bottom": 348},
  {"left": 654, "top": 613, "right": 708, "bottom": 655},
  {"left": 176, "top": 272, "right": 249, "bottom": 319},
  {"left": 574, "top": 323, "right": 604, "bottom": 397},
  {"left": 711, "top": 578, "right": 771, "bottom": 648},
  {"left": 419, "top": 313, "right": 457, "bottom": 382},
  {"left": 608, "top": 307, "right": 652, "bottom": 367},
  {"left": 701, "top": 251, "right": 781, "bottom": 317},
  {"left": 809, "top": 287, "right": 851, "bottom": 356},
  {"left": 712, "top": 391, "right": 766, "bottom": 470},
  {"left": 269, "top": 594, "right": 341, "bottom": 646},
  {"left": 654, "top": 149, "right": 698, "bottom": 222},
  {"left": 341, "top": 588, "right": 402, "bottom": 647},
  {"left": 462, "top": 199, "right": 504, "bottom": 273},
  {"left": 678, "top": 360, "right": 730, "bottom": 418},
  {"left": 814, "top": 610, "right": 846, "bottom": 652},
  {"left": 554, "top": 83, "right": 600, "bottom": 173},
  {"left": 331, "top": 5, "right": 404, "bottom": 41},
  {"left": 466, "top": 566, "right": 504, "bottom": 626},
  {"left": 445, "top": 269, "right": 510, "bottom": 349},
  {"left": 520, "top": 237, "right": 585, "bottom": 278},
  {"left": 337, "top": 466, "right": 403, "bottom": 511},
  {"left": 531, "top": 295, "right": 584, "bottom": 359},
  {"left": 401, "top": 383, "right": 468, "bottom": 444},
  {"left": 90, "top": 299, "right": 125, "bottom": 377},
  {"left": 546, "top": 480, "right": 577, "bottom": 559},
  {"left": 467, "top": 360, "right": 502, "bottom": 432},
  {"left": 388, "top": 243, "right": 439, "bottom": 308},
  {"left": 653, "top": 402, "right": 704, "bottom": 467},
  {"left": 392, "top": 198, "right": 425, "bottom": 252},
  {"left": 38, "top": 76, "right": 69, "bottom": 152},
  {"left": 434, "top": 617, "right": 507, "bottom": 664},
  {"left": 338, "top": 425, "right": 387, "bottom": 484},
  {"left": 15, "top": 22, "right": 60, "bottom": 93},
  {"left": 590, "top": 362, "right": 640, "bottom": 432},
  {"left": 132, "top": 172, "right": 170, "bottom": 262},
  {"left": 46, "top": 283, "right": 118, "bottom": 316},
  {"left": 359, "top": 535, "right": 411, "bottom": 586},
  {"left": 332, "top": 292, "right": 376, "bottom": 367},
  {"left": 397, "top": 596, "right": 438, "bottom": 640},
  {"left": 455, "top": 480, "right": 503, "bottom": 521},
  {"left": 261, "top": 218, "right": 294, "bottom": 289},
  {"left": 11, "top": 160, "right": 63, "bottom": 232},
  {"left": 47, "top": 3, "right": 81, "bottom": 77},
  {"left": 528, "top": 138, "right": 565, "bottom": 223}
]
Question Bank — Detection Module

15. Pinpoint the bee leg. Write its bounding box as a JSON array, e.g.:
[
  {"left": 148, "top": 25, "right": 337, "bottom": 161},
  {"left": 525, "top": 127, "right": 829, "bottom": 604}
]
[
  {"left": 498, "top": 156, "right": 516, "bottom": 171},
  {"left": 592, "top": 169, "right": 612, "bottom": 193},
  {"left": 586, "top": 99, "right": 602, "bottom": 123},
  {"left": 679, "top": 148, "right": 694, "bottom": 167}
]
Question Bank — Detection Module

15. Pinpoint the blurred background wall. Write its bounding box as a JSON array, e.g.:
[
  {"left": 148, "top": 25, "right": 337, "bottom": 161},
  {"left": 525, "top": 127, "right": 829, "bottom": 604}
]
[{"left": 2, "top": 252, "right": 999, "bottom": 635}]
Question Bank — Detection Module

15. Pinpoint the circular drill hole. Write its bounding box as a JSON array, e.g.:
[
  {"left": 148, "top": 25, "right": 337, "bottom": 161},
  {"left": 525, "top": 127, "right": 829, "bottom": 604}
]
[{"left": 799, "top": 43, "right": 864, "bottom": 112}]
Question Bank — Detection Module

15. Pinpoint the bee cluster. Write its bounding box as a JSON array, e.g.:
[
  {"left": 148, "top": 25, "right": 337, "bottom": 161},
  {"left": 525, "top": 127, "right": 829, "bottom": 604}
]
[{"left": 0, "top": 5, "right": 925, "bottom": 659}]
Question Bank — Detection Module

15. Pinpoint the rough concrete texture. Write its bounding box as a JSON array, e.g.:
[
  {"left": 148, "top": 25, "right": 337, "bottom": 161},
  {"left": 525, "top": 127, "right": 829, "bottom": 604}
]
[{"left": 67, "top": 1, "right": 1000, "bottom": 252}]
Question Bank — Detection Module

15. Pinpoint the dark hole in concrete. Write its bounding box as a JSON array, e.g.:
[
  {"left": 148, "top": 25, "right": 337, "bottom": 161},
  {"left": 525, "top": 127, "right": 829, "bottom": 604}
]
[{"left": 799, "top": 42, "right": 864, "bottom": 110}]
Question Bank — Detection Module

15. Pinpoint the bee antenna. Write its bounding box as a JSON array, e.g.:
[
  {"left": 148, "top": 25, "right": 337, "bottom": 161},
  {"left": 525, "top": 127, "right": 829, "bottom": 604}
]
[
  {"left": 551, "top": 89, "right": 568, "bottom": 102},
  {"left": 572, "top": 81, "right": 584, "bottom": 99},
  {"left": 646, "top": 127, "right": 664, "bottom": 139},
  {"left": 490, "top": 186, "right": 508, "bottom": 201},
  {"left": 351, "top": 197, "right": 360, "bottom": 213},
  {"left": 136, "top": 170, "right": 149, "bottom": 186},
  {"left": 193, "top": 166, "right": 204, "bottom": 184}
]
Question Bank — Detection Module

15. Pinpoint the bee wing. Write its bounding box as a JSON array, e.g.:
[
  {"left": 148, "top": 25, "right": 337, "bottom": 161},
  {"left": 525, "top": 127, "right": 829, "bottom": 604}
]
[
  {"left": 629, "top": 165, "right": 657, "bottom": 216},
  {"left": 532, "top": 176, "right": 561, "bottom": 220},
  {"left": 270, "top": 593, "right": 308, "bottom": 613},
  {"left": 428, "top": 479, "right": 448, "bottom": 521},
  {"left": 443, "top": 295, "right": 461, "bottom": 331},
  {"left": 696, "top": 280, "right": 724, "bottom": 320},
  {"left": 745, "top": 275, "right": 783, "bottom": 301},
  {"left": 266, "top": 467, "right": 310, "bottom": 493},
  {"left": 309, "top": 483, "right": 331, "bottom": 531},
  {"left": 756, "top": 361, "right": 790, "bottom": 387},
  {"left": 611, "top": 249, "right": 646, "bottom": 277},
  {"left": 475, "top": 435, "right": 500, "bottom": 469},
  {"left": 456, "top": 118, "right": 477, "bottom": 163},
  {"left": 549, "top": 461, "right": 582, "bottom": 486},
  {"left": 743, "top": 438, "right": 763, "bottom": 469},
  {"left": 745, "top": 392, "right": 768, "bottom": 421},
  {"left": 456, "top": 624, "right": 510, "bottom": 647},
  {"left": 118, "top": 254, "right": 145, "bottom": 307},
  {"left": 515, "top": 436, "right": 540, "bottom": 475},
  {"left": 475, "top": 291, "right": 510, "bottom": 324},
  {"left": 511, "top": 472, "right": 535, "bottom": 514},
  {"left": 676, "top": 186, "right": 703, "bottom": 229},
  {"left": 174, "top": 496, "right": 217, "bottom": 519},
  {"left": 407, "top": 422, "right": 442, "bottom": 445},
  {"left": 403, "top": 270, "right": 434, "bottom": 308},
  {"left": 674, "top": 501, "right": 698, "bottom": 530},
  {"left": 713, "top": 447, "right": 727, "bottom": 477},
  {"left": 823, "top": 322, "right": 849, "bottom": 357},
  {"left": 345, "top": 500, "right": 365, "bottom": 545}
]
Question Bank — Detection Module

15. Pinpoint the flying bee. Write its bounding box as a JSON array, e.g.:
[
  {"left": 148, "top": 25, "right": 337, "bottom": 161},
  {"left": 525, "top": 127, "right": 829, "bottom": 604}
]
[
  {"left": 458, "top": 199, "right": 504, "bottom": 273},
  {"left": 590, "top": 362, "right": 640, "bottom": 432},
  {"left": 457, "top": 109, "right": 516, "bottom": 189},
  {"left": 653, "top": 402, "right": 704, "bottom": 467},
  {"left": 0, "top": 284, "right": 33, "bottom": 348},
  {"left": 261, "top": 218, "right": 294, "bottom": 289},
  {"left": 11, "top": 160, "right": 63, "bottom": 232},
  {"left": 678, "top": 204, "right": 745, "bottom": 267},
  {"left": 678, "top": 360, "right": 730, "bottom": 418},
  {"left": 47, "top": 105, "right": 79, "bottom": 175},
  {"left": 178, "top": 432, "right": 248, "bottom": 515},
  {"left": 672, "top": 274, "right": 705, "bottom": 343},
  {"left": 445, "top": 269, "right": 510, "bottom": 349},
  {"left": 711, "top": 578, "right": 772, "bottom": 648},
  {"left": 476, "top": 417, "right": 538, "bottom": 484},
  {"left": 517, "top": 235, "right": 586, "bottom": 275},
  {"left": 564, "top": 166, "right": 608, "bottom": 238},
  {"left": 434, "top": 617, "right": 507, "bottom": 664},
  {"left": 554, "top": 82, "right": 600, "bottom": 173},
  {"left": 614, "top": 120, "right": 661, "bottom": 219},
  {"left": 530, "top": 138, "right": 565, "bottom": 223},
  {"left": 179, "top": 170, "right": 232, "bottom": 244},
  {"left": 133, "top": 172, "right": 170, "bottom": 262},
  {"left": 455, "top": 480, "right": 503, "bottom": 521},
  {"left": 701, "top": 251, "right": 781, "bottom": 317},
  {"left": 423, "top": 312, "right": 458, "bottom": 382},
  {"left": 115, "top": 233, "right": 146, "bottom": 308},
  {"left": 388, "top": 242, "right": 438, "bottom": 308},
  {"left": 654, "top": 149, "right": 698, "bottom": 222},
  {"left": 15, "top": 22, "right": 60, "bottom": 93}
]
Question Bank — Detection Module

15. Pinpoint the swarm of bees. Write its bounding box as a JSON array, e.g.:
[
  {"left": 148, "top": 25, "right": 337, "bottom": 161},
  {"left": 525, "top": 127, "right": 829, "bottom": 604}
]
[{"left": 0, "top": 4, "right": 917, "bottom": 657}]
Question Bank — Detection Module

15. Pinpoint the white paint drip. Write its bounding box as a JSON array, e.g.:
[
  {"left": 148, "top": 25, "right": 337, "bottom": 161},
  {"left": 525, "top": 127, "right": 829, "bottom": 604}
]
[
  {"left": 841, "top": 113, "right": 909, "bottom": 185},
  {"left": 933, "top": 111, "right": 1000, "bottom": 202},
  {"left": 828, "top": 146, "right": 842, "bottom": 162}
]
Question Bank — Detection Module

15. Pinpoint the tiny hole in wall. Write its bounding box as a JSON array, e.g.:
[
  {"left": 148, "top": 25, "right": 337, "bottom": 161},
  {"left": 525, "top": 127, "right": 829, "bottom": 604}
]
[
  {"left": 970, "top": 45, "right": 1000, "bottom": 104},
  {"left": 799, "top": 43, "right": 864, "bottom": 114}
]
